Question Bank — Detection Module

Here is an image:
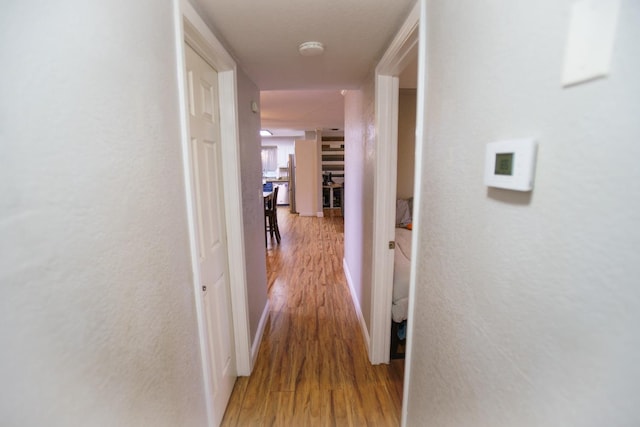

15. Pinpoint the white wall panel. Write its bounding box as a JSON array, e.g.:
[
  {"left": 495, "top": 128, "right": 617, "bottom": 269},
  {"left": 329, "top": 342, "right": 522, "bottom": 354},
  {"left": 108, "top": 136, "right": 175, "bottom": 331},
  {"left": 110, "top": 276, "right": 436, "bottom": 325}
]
[
  {"left": 0, "top": 1, "right": 209, "bottom": 425},
  {"left": 406, "top": 1, "right": 640, "bottom": 425}
]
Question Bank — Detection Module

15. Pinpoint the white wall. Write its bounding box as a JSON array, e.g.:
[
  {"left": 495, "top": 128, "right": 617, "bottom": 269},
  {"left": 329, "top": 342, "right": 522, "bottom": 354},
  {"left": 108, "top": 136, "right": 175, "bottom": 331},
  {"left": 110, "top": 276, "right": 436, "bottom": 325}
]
[
  {"left": 294, "top": 139, "right": 320, "bottom": 216},
  {"left": 406, "top": 1, "right": 640, "bottom": 425},
  {"left": 397, "top": 89, "right": 416, "bottom": 200},
  {"left": 344, "top": 90, "right": 368, "bottom": 332},
  {"left": 0, "top": 1, "right": 208, "bottom": 425},
  {"left": 236, "top": 68, "right": 269, "bottom": 347},
  {"left": 343, "top": 73, "right": 376, "bottom": 335}
]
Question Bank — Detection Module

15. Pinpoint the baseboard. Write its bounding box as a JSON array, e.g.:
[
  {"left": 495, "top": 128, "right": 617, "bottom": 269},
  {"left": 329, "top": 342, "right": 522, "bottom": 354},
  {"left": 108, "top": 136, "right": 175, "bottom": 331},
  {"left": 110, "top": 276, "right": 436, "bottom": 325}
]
[
  {"left": 250, "top": 300, "right": 270, "bottom": 370},
  {"left": 343, "top": 258, "right": 370, "bottom": 352},
  {"left": 298, "top": 211, "right": 316, "bottom": 217},
  {"left": 316, "top": 211, "right": 324, "bottom": 217}
]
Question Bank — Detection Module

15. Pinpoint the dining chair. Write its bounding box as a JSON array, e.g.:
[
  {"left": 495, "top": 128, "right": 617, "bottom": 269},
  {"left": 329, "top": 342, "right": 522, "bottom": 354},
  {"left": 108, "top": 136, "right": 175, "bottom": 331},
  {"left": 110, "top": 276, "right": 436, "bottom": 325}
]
[{"left": 264, "top": 186, "right": 281, "bottom": 245}]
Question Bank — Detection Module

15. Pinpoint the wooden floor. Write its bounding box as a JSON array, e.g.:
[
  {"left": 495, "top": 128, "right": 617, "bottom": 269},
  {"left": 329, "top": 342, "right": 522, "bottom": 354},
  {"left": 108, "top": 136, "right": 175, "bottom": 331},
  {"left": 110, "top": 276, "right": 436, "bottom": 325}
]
[{"left": 221, "top": 208, "right": 404, "bottom": 426}]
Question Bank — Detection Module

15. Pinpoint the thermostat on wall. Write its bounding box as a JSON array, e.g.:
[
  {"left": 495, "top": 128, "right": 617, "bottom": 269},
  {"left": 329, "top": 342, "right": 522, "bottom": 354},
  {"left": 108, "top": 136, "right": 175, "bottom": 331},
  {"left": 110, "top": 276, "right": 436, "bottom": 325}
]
[{"left": 484, "top": 138, "right": 538, "bottom": 191}]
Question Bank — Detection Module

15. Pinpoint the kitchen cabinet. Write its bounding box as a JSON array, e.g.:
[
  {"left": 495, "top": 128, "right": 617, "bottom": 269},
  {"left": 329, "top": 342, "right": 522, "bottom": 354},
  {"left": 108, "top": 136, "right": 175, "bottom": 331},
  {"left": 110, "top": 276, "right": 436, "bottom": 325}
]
[{"left": 265, "top": 180, "right": 289, "bottom": 205}]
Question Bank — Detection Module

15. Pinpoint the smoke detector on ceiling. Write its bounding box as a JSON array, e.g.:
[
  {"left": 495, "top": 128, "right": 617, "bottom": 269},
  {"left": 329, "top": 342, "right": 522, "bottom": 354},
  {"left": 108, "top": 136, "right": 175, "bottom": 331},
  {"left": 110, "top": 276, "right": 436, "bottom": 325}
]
[{"left": 298, "top": 41, "right": 324, "bottom": 56}]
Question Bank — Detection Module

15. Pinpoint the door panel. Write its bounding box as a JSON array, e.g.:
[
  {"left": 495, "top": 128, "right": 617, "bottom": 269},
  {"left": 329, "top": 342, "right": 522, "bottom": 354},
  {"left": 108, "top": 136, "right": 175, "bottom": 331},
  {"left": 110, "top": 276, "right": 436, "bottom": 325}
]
[{"left": 185, "top": 43, "right": 235, "bottom": 426}]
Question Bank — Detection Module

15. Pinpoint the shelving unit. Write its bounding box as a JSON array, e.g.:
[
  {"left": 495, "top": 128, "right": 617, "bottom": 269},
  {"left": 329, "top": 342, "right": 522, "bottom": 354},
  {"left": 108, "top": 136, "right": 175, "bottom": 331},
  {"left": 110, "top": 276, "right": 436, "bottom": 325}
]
[
  {"left": 321, "top": 138, "right": 344, "bottom": 179},
  {"left": 321, "top": 136, "right": 344, "bottom": 211}
]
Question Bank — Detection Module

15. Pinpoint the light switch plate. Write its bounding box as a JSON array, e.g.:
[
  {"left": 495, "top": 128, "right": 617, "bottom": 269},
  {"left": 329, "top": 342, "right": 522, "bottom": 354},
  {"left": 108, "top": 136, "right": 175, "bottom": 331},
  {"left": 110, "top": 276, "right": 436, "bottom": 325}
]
[{"left": 562, "top": 0, "right": 620, "bottom": 87}]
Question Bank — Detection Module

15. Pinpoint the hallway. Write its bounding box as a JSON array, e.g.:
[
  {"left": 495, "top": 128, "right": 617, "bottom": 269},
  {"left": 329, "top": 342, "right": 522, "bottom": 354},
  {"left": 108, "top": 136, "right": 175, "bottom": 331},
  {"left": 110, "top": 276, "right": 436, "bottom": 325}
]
[{"left": 222, "top": 209, "right": 404, "bottom": 426}]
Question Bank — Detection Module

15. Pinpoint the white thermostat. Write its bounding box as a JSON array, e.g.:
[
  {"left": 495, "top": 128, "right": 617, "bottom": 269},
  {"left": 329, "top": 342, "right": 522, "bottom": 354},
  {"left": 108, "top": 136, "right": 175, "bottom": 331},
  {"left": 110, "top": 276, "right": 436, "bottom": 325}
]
[{"left": 484, "top": 138, "right": 538, "bottom": 191}]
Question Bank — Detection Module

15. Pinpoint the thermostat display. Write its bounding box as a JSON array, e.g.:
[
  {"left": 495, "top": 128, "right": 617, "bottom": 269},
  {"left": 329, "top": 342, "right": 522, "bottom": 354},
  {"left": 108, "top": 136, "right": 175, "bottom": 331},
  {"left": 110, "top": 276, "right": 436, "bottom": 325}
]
[
  {"left": 484, "top": 138, "right": 537, "bottom": 191},
  {"left": 494, "top": 153, "right": 514, "bottom": 176}
]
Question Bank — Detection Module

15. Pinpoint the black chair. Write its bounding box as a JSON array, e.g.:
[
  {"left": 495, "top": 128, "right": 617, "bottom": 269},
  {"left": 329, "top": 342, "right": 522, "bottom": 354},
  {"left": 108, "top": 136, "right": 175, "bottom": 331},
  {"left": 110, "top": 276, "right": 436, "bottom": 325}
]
[{"left": 264, "top": 186, "right": 281, "bottom": 245}]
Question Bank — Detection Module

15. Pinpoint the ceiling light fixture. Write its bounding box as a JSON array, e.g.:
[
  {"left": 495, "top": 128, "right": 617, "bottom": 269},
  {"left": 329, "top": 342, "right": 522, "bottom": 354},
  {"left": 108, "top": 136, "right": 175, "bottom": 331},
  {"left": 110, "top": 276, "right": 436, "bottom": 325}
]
[
  {"left": 298, "top": 41, "right": 324, "bottom": 56},
  {"left": 260, "top": 129, "right": 273, "bottom": 137}
]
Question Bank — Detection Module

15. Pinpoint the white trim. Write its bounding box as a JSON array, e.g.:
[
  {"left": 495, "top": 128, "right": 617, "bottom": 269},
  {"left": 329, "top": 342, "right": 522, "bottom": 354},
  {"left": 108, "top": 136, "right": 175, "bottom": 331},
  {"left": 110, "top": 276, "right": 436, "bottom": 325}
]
[
  {"left": 218, "top": 68, "right": 253, "bottom": 377},
  {"left": 251, "top": 301, "right": 270, "bottom": 367},
  {"left": 181, "top": 0, "right": 252, "bottom": 378},
  {"left": 376, "top": 5, "right": 420, "bottom": 76},
  {"left": 343, "top": 258, "right": 370, "bottom": 352},
  {"left": 316, "top": 211, "right": 324, "bottom": 218},
  {"left": 173, "top": 3, "right": 215, "bottom": 424},
  {"left": 370, "top": 1, "right": 420, "bottom": 365},
  {"left": 182, "top": 4, "right": 235, "bottom": 70},
  {"left": 402, "top": 1, "right": 427, "bottom": 425},
  {"left": 370, "top": 74, "right": 399, "bottom": 365},
  {"left": 178, "top": 0, "right": 252, "bottom": 416}
]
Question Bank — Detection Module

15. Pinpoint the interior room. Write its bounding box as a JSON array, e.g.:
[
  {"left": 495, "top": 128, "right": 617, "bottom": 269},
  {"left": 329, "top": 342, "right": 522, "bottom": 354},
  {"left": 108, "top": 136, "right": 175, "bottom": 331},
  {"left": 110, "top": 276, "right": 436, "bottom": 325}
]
[{"left": 391, "top": 68, "right": 418, "bottom": 360}]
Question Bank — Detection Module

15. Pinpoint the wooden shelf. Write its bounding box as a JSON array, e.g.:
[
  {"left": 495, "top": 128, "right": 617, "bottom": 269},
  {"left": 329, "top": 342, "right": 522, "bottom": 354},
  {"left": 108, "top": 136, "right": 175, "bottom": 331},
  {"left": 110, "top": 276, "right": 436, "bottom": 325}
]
[
  {"left": 321, "top": 140, "right": 344, "bottom": 178},
  {"left": 321, "top": 138, "right": 344, "bottom": 209}
]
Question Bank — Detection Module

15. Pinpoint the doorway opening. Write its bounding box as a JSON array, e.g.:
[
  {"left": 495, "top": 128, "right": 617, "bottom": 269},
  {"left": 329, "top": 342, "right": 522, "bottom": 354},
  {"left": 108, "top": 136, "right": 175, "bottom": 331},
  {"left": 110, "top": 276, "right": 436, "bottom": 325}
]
[{"left": 370, "top": 0, "right": 420, "bottom": 368}]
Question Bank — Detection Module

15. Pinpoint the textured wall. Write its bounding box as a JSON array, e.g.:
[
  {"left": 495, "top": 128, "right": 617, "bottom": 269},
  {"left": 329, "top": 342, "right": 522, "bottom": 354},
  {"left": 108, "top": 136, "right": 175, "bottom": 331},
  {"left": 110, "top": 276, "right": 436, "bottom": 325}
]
[
  {"left": 343, "top": 72, "right": 376, "bottom": 334},
  {"left": 361, "top": 74, "right": 377, "bottom": 335},
  {"left": 236, "top": 67, "right": 269, "bottom": 344},
  {"left": 344, "top": 90, "right": 366, "bottom": 326},
  {"left": 406, "top": 0, "right": 640, "bottom": 425},
  {"left": 397, "top": 90, "right": 416, "bottom": 200},
  {"left": 0, "top": 2, "right": 208, "bottom": 425}
]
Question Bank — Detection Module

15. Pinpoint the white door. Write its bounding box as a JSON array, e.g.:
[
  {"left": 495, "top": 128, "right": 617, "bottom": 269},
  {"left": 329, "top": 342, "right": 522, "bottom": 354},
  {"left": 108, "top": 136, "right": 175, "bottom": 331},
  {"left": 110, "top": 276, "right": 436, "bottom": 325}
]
[{"left": 185, "top": 43, "right": 236, "bottom": 426}]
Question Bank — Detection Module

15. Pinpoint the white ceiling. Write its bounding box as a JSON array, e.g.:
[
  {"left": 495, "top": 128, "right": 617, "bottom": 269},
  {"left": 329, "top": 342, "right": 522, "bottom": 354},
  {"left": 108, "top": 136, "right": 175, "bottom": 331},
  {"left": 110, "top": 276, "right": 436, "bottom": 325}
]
[
  {"left": 260, "top": 90, "right": 345, "bottom": 136},
  {"left": 190, "top": 0, "right": 417, "bottom": 133}
]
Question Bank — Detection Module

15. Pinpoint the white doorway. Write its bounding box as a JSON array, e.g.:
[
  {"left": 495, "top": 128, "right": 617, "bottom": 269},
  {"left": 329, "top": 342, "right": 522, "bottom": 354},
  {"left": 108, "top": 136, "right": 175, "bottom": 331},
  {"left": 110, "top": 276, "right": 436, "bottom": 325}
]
[
  {"left": 184, "top": 43, "right": 236, "bottom": 426},
  {"left": 178, "top": 3, "right": 254, "bottom": 425},
  {"left": 369, "top": 1, "right": 420, "bottom": 365}
]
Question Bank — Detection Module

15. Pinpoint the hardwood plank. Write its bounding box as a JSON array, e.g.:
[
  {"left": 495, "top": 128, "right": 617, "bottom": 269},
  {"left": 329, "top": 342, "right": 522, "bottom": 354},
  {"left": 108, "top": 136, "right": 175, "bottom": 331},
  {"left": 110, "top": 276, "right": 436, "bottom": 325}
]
[
  {"left": 273, "top": 391, "right": 295, "bottom": 426},
  {"left": 222, "top": 208, "right": 404, "bottom": 426},
  {"left": 330, "top": 388, "right": 352, "bottom": 427},
  {"left": 220, "top": 376, "right": 248, "bottom": 427}
]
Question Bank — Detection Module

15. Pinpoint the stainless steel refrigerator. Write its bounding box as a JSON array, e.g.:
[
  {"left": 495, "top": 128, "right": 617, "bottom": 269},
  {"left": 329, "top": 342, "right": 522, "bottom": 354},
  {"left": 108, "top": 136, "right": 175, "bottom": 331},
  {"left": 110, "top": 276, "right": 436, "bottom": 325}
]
[{"left": 287, "top": 154, "right": 296, "bottom": 214}]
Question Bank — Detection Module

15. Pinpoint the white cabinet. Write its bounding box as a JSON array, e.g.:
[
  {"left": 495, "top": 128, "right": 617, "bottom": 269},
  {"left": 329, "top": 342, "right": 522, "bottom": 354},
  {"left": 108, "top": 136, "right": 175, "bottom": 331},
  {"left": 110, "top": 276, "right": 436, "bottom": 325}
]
[
  {"left": 265, "top": 181, "right": 290, "bottom": 205},
  {"left": 274, "top": 182, "right": 289, "bottom": 205}
]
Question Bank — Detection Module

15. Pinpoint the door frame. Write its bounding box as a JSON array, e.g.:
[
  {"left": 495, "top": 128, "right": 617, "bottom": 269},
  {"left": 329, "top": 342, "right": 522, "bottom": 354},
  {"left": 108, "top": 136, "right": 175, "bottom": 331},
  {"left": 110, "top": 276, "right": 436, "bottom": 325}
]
[
  {"left": 370, "top": 1, "right": 420, "bottom": 365},
  {"left": 174, "top": 1, "right": 252, "bottom": 423}
]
